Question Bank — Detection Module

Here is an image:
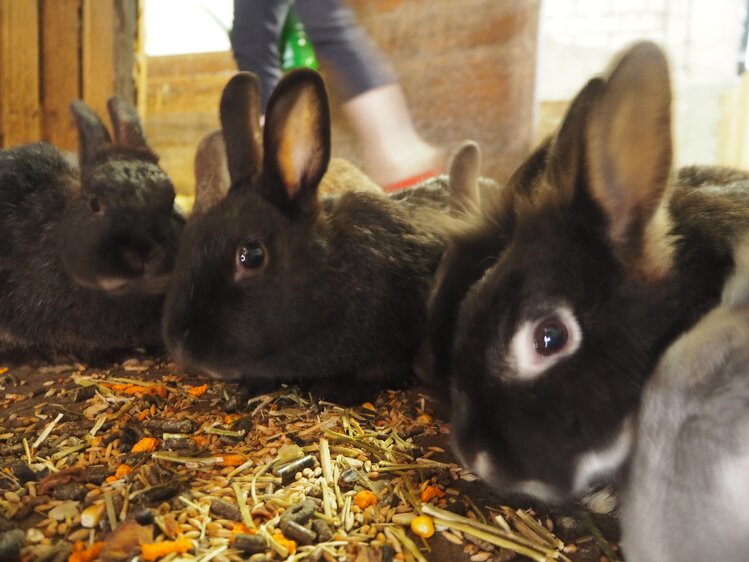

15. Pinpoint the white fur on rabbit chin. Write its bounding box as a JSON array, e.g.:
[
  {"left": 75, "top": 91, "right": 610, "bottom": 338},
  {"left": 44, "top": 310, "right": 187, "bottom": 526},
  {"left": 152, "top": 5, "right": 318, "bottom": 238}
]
[
  {"left": 73, "top": 274, "right": 129, "bottom": 293},
  {"left": 572, "top": 415, "right": 634, "bottom": 494},
  {"left": 472, "top": 450, "right": 562, "bottom": 503}
]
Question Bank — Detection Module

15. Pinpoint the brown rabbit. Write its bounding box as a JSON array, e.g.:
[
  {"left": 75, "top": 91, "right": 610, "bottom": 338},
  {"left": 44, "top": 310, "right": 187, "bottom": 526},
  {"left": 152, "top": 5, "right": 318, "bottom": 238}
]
[
  {"left": 0, "top": 96, "right": 183, "bottom": 355},
  {"left": 163, "top": 69, "right": 456, "bottom": 403}
]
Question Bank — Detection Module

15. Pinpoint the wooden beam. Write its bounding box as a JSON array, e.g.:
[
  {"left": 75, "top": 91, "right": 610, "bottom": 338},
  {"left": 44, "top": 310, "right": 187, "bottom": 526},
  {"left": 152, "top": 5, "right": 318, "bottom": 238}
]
[
  {"left": 40, "top": 0, "right": 81, "bottom": 152},
  {"left": 82, "top": 0, "right": 115, "bottom": 120},
  {"left": 0, "top": 0, "right": 41, "bottom": 147}
]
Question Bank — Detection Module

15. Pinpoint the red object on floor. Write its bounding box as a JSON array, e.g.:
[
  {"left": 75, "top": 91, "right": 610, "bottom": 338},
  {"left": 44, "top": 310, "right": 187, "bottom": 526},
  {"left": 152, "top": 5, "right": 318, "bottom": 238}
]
[{"left": 383, "top": 167, "right": 443, "bottom": 193}]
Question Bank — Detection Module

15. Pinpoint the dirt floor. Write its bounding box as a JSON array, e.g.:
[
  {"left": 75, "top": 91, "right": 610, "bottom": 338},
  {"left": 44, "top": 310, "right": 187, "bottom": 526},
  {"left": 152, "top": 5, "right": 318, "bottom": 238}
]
[{"left": 0, "top": 351, "right": 622, "bottom": 562}]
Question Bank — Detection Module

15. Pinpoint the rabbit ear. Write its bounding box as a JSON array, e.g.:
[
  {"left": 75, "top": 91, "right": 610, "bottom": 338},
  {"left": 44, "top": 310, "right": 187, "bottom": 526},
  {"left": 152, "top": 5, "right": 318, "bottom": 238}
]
[
  {"left": 545, "top": 77, "right": 604, "bottom": 202},
  {"left": 220, "top": 72, "right": 263, "bottom": 186},
  {"left": 584, "top": 42, "right": 673, "bottom": 260},
  {"left": 107, "top": 96, "right": 149, "bottom": 148},
  {"left": 262, "top": 68, "right": 330, "bottom": 215},
  {"left": 70, "top": 99, "right": 112, "bottom": 171},
  {"left": 448, "top": 141, "right": 481, "bottom": 215},
  {"left": 192, "top": 129, "right": 231, "bottom": 216}
]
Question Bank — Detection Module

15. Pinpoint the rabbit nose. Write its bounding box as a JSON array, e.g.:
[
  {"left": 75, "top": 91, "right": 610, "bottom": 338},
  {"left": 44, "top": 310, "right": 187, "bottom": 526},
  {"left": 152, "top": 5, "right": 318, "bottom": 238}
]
[
  {"left": 121, "top": 248, "right": 145, "bottom": 274},
  {"left": 144, "top": 245, "right": 167, "bottom": 276}
]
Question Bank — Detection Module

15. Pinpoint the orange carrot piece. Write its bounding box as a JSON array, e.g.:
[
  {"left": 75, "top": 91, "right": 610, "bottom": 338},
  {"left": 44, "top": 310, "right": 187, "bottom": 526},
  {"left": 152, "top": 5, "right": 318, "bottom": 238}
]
[
  {"left": 140, "top": 537, "right": 193, "bottom": 561},
  {"left": 187, "top": 384, "right": 208, "bottom": 397},
  {"left": 131, "top": 437, "right": 158, "bottom": 453},
  {"left": 353, "top": 490, "right": 377, "bottom": 509},
  {"left": 68, "top": 541, "right": 103, "bottom": 562},
  {"left": 420, "top": 485, "right": 445, "bottom": 502}
]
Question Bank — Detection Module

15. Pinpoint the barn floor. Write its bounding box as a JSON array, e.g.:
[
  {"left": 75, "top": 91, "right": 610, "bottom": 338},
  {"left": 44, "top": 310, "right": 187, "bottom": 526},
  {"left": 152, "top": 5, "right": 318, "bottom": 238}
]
[{"left": 0, "top": 352, "right": 621, "bottom": 562}]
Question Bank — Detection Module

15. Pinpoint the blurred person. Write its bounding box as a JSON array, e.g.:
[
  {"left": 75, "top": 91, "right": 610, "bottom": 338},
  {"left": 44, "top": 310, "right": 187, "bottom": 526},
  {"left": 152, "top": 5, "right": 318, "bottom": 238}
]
[{"left": 230, "top": 0, "right": 443, "bottom": 191}]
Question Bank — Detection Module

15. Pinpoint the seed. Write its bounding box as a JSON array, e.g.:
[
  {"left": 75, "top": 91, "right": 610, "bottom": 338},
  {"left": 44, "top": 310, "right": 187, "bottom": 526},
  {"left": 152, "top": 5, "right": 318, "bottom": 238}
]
[
  {"left": 442, "top": 531, "right": 463, "bottom": 545},
  {"left": 80, "top": 503, "right": 105, "bottom": 528},
  {"left": 391, "top": 513, "right": 415, "bottom": 526}
]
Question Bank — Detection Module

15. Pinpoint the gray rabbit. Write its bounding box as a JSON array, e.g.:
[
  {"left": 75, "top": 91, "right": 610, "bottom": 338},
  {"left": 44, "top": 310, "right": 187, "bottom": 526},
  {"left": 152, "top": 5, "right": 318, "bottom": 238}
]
[{"left": 621, "top": 237, "right": 749, "bottom": 562}]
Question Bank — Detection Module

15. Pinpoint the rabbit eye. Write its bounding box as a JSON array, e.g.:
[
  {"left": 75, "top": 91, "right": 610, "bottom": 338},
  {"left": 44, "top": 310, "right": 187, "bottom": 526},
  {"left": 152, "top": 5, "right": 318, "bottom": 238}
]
[
  {"left": 235, "top": 241, "right": 267, "bottom": 276},
  {"left": 506, "top": 305, "right": 582, "bottom": 381},
  {"left": 533, "top": 318, "right": 568, "bottom": 356}
]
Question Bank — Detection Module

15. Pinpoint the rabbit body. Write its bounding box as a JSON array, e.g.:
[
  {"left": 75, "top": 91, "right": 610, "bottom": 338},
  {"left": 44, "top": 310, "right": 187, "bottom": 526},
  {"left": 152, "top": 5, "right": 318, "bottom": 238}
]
[
  {"left": 621, "top": 240, "right": 749, "bottom": 562},
  {"left": 428, "top": 42, "right": 749, "bottom": 502},
  {"left": 163, "top": 70, "right": 456, "bottom": 402},
  {"left": 0, "top": 98, "right": 183, "bottom": 354}
]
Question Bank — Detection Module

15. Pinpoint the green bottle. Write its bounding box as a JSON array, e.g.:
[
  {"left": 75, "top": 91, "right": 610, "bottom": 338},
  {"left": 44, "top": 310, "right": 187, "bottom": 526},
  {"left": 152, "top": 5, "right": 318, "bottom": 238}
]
[{"left": 279, "top": 4, "right": 319, "bottom": 71}]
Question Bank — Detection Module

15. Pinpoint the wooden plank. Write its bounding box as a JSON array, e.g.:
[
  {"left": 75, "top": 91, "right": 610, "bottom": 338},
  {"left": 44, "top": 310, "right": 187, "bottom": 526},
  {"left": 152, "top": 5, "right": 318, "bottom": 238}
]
[
  {"left": 113, "top": 0, "right": 138, "bottom": 104},
  {"left": 147, "top": 51, "right": 235, "bottom": 79},
  {"left": 0, "top": 0, "right": 41, "bottom": 147},
  {"left": 146, "top": 72, "right": 235, "bottom": 115},
  {"left": 40, "top": 0, "right": 81, "bottom": 152},
  {"left": 134, "top": 0, "right": 148, "bottom": 118},
  {"left": 82, "top": 0, "right": 116, "bottom": 120}
]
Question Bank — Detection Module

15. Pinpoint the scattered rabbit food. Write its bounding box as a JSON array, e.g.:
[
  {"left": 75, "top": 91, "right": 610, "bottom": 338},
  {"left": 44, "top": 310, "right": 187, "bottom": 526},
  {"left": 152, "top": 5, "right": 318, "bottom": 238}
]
[{"left": 0, "top": 358, "right": 613, "bottom": 562}]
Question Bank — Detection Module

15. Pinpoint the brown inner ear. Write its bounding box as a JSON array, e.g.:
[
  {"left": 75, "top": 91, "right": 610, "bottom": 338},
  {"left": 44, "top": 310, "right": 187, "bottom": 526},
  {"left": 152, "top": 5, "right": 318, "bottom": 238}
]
[
  {"left": 585, "top": 43, "right": 672, "bottom": 246},
  {"left": 276, "top": 88, "right": 321, "bottom": 200},
  {"left": 583, "top": 42, "right": 675, "bottom": 278}
]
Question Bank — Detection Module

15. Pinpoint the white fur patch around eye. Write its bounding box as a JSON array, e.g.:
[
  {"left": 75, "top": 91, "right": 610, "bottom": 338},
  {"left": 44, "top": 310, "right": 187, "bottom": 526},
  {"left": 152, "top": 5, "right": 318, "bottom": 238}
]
[{"left": 507, "top": 305, "right": 582, "bottom": 381}]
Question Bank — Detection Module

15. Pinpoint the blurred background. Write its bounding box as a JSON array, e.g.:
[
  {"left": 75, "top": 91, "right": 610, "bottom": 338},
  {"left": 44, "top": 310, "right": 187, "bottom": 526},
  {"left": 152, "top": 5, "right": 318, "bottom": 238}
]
[{"left": 2, "top": 0, "right": 749, "bottom": 204}]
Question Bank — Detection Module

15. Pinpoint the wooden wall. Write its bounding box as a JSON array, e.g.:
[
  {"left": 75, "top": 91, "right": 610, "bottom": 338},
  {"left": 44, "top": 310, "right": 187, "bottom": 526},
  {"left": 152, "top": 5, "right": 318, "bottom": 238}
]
[
  {"left": 0, "top": 0, "right": 138, "bottom": 151},
  {"left": 145, "top": 0, "right": 540, "bottom": 198}
]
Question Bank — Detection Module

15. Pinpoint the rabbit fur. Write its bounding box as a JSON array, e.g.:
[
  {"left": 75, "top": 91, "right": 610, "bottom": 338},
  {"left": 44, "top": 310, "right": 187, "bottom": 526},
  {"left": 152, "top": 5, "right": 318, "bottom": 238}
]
[
  {"left": 0, "top": 96, "right": 183, "bottom": 355},
  {"left": 424, "top": 41, "right": 749, "bottom": 502},
  {"left": 620, "top": 236, "right": 749, "bottom": 562},
  {"left": 163, "top": 70, "right": 462, "bottom": 403}
]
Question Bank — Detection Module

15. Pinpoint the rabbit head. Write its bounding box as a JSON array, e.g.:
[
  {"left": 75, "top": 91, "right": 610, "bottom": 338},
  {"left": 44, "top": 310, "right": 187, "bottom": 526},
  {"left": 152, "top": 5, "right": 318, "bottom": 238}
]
[
  {"left": 60, "top": 97, "right": 183, "bottom": 295},
  {"left": 163, "top": 69, "right": 334, "bottom": 380},
  {"left": 445, "top": 42, "right": 691, "bottom": 502}
]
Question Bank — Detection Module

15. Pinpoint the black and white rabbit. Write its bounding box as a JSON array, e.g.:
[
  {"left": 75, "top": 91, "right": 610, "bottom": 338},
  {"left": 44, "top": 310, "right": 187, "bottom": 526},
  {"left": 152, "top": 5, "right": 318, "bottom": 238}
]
[
  {"left": 621, "top": 237, "right": 749, "bottom": 562},
  {"left": 162, "top": 70, "right": 455, "bottom": 402},
  {"left": 0, "top": 96, "right": 183, "bottom": 355},
  {"left": 428, "top": 41, "right": 749, "bottom": 502}
]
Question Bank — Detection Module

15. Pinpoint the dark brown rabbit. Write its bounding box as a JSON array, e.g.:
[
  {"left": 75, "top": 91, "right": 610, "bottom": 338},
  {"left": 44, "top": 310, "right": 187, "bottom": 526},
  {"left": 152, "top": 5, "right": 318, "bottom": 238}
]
[
  {"left": 427, "top": 41, "right": 749, "bottom": 502},
  {"left": 162, "top": 70, "right": 454, "bottom": 403},
  {"left": 0, "top": 96, "right": 183, "bottom": 355}
]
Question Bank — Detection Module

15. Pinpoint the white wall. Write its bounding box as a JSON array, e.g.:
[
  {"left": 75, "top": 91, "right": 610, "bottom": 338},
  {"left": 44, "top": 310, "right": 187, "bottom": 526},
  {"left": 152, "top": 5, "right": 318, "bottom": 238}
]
[
  {"left": 144, "top": 0, "right": 232, "bottom": 56},
  {"left": 539, "top": 0, "right": 746, "bottom": 165}
]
